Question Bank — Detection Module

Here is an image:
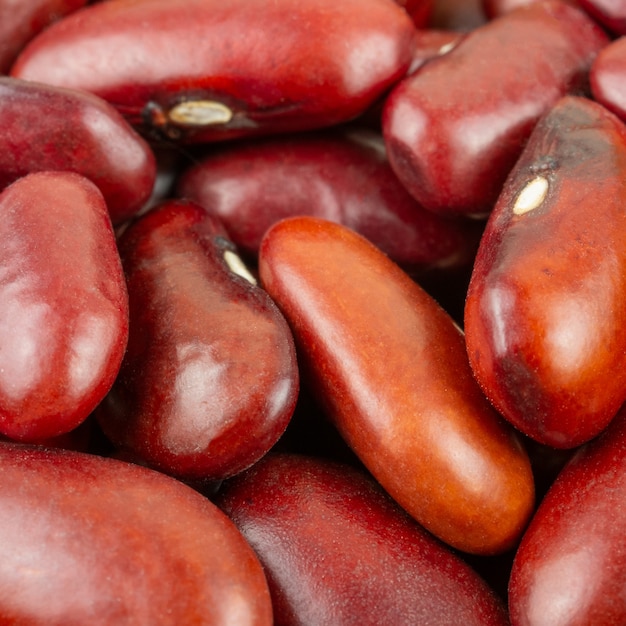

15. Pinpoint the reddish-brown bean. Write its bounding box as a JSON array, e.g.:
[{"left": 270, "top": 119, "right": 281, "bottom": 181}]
[
  {"left": 11, "top": 0, "right": 416, "bottom": 143},
  {"left": 508, "top": 404, "right": 626, "bottom": 625},
  {"left": 465, "top": 96, "right": 626, "bottom": 449},
  {"left": 176, "top": 129, "right": 481, "bottom": 275},
  {"left": 0, "top": 0, "right": 87, "bottom": 74},
  {"left": 258, "top": 216, "right": 534, "bottom": 555},
  {"left": 590, "top": 36, "right": 626, "bottom": 124},
  {"left": 217, "top": 453, "right": 509, "bottom": 626},
  {"left": 96, "top": 200, "right": 299, "bottom": 482},
  {"left": 577, "top": 0, "right": 626, "bottom": 34},
  {"left": 0, "top": 171, "right": 128, "bottom": 442},
  {"left": 0, "top": 441, "right": 273, "bottom": 625},
  {"left": 0, "top": 77, "right": 156, "bottom": 223},
  {"left": 383, "top": 0, "right": 608, "bottom": 216}
]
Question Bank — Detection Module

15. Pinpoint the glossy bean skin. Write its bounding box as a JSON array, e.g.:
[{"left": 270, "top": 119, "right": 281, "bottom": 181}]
[
  {"left": 217, "top": 453, "right": 509, "bottom": 626},
  {"left": 0, "top": 441, "right": 272, "bottom": 625},
  {"left": 11, "top": 0, "right": 416, "bottom": 143},
  {"left": 482, "top": 0, "right": 578, "bottom": 18},
  {"left": 0, "top": 171, "right": 128, "bottom": 442},
  {"left": 176, "top": 129, "right": 482, "bottom": 275},
  {"left": 96, "top": 200, "right": 299, "bottom": 482},
  {"left": 258, "top": 216, "right": 534, "bottom": 555},
  {"left": 577, "top": 0, "right": 626, "bottom": 34},
  {"left": 0, "top": 0, "right": 87, "bottom": 74},
  {"left": 465, "top": 96, "right": 626, "bottom": 449},
  {"left": 590, "top": 36, "right": 626, "bottom": 125},
  {"left": 508, "top": 405, "right": 626, "bottom": 626},
  {"left": 0, "top": 77, "right": 156, "bottom": 223},
  {"left": 382, "top": 1, "right": 608, "bottom": 217}
]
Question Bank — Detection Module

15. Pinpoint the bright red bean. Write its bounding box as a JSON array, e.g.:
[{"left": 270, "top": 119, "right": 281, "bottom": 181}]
[
  {"left": 0, "top": 441, "right": 273, "bottom": 625},
  {"left": 0, "top": 171, "right": 128, "bottom": 442},
  {"left": 258, "top": 216, "right": 534, "bottom": 555},
  {"left": 508, "top": 404, "right": 626, "bottom": 625},
  {"left": 176, "top": 128, "right": 481, "bottom": 275},
  {"left": 465, "top": 96, "right": 626, "bottom": 449},
  {"left": 96, "top": 200, "right": 299, "bottom": 482},
  {"left": 11, "top": 0, "right": 416, "bottom": 143},
  {"left": 0, "top": 77, "right": 156, "bottom": 223},
  {"left": 217, "top": 453, "right": 509, "bottom": 626},
  {"left": 382, "top": 0, "right": 608, "bottom": 216}
]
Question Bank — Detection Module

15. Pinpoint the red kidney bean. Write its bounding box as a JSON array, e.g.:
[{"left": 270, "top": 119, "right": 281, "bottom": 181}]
[
  {"left": 0, "top": 441, "right": 272, "bottom": 625},
  {"left": 590, "top": 36, "right": 626, "bottom": 124},
  {"left": 0, "top": 171, "right": 128, "bottom": 442},
  {"left": 10, "top": 0, "right": 416, "bottom": 143},
  {"left": 508, "top": 404, "right": 626, "bottom": 625},
  {"left": 0, "top": 0, "right": 87, "bottom": 74},
  {"left": 258, "top": 216, "right": 535, "bottom": 555},
  {"left": 176, "top": 128, "right": 482, "bottom": 276},
  {"left": 482, "top": 0, "right": 579, "bottom": 18},
  {"left": 217, "top": 453, "right": 509, "bottom": 626},
  {"left": 577, "top": 0, "right": 626, "bottom": 35},
  {"left": 382, "top": 0, "right": 609, "bottom": 217},
  {"left": 0, "top": 77, "right": 156, "bottom": 224},
  {"left": 95, "top": 200, "right": 299, "bottom": 482},
  {"left": 465, "top": 95, "right": 626, "bottom": 449},
  {"left": 408, "top": 28, "right": 465, "bottom": 74},
  {"left": 394, "top": 0, "right": 434, "bottom": 26}
]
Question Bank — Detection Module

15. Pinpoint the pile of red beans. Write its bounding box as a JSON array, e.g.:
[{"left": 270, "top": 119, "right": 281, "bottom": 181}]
[{"left": 1, "top": 0, "right": 626, "bottom": 623}]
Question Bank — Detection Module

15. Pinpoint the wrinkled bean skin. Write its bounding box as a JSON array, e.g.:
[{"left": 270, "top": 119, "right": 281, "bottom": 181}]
[
  {"left": 96, "top": 200, "right": 299, "bottom": 482},
  {"left": 465, "top": 96, "right": 626, "bottom": 449},
  {"left": 0, "top": 0, "right": 87, "bottom": 74},
  {"left": 11, "top": 0, "right": 416, "bottom": 143},
  {"left": 217, "top": 453, "right": 509, "bottom": 626},
  {"left": 0, "top": 171, "right": 128, "bottom": 442},
  {"left": 508, "top": 405, "right": 626, "bottom": 626},
  {"left": 0, "top": 77, "right": 156, "bottom": 223},
  {"left": 590, "top": 36, "right": 626, "bottom": 125},
  {"left": 0, "top": 442, "right": 273, "bottom": 625},
  {"left": 382, "top": 1, "right": 608, "bottom": 216},
  {"left": 258, "top": 216, "right": 534, "bottom": 555},
  {"left": 176, "top": 129, "right": 482, "bottom": 275}
]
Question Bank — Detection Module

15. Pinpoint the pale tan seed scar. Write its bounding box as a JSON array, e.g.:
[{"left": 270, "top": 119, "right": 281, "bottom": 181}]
[
  {"left": 168, "top": 101, "right": 233, "bottom": 127},
  {"left": 513, "top": 176, "right": 549, "bottom": 216},
  {"left": 223, "top": 250, "right": 257, "bottom": 285}
]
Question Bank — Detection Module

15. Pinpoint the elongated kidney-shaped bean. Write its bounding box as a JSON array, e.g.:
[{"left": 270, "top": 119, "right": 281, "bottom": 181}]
[
  {"left": 176, "top": 129, "right": 481, "bottom": 275},
  {"left": 96, "top": 200, "right": 299, "bottom": 482},
  {"left": 0, "top": 442, "right": 272, "bottom": 625},
  {"left": 382, "top": 0, "right": 608, "bottom": 216},
  {"left": 465, "top": 96, "right": 626, "bottom": 449},
  {"left": 217, "top": 453, "right": 509, "bottom": 626},
  {"left": 0, "top": 171, "right": 128, "bottom": 442},
  {"left": 11, "top": 0, "right": 416, "bottom": 143},
  {"left": 508, "top": 404, "right": 626, "bottom": 625},
  {"left": 0, "top": 77, "right": 156, "bottom": 223},
  {"left": 258, "top": 216, "right": 534, "bottom": 555}
]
